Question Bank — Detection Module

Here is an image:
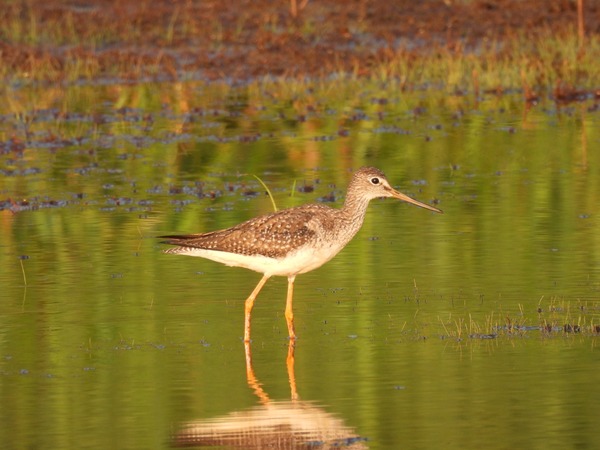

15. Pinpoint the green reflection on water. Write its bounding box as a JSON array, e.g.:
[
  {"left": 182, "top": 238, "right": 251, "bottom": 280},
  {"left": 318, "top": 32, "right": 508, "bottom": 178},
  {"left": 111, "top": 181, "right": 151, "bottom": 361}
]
[{"left": 1, "top": 81, "right": 599, "bottom": 449}]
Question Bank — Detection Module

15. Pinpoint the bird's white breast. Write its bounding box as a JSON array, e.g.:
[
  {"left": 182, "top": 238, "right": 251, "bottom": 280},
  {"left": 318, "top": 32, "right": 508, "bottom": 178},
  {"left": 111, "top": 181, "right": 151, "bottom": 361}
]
[{"left": 177, "top": 241, "right": 346, "bottom": 277}]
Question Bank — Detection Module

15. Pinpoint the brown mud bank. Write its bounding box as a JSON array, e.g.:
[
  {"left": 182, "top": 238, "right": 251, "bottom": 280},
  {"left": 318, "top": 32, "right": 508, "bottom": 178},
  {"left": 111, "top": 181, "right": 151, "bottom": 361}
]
[{"left": 1, "top": 0, "right": 598, "bottom": 84}]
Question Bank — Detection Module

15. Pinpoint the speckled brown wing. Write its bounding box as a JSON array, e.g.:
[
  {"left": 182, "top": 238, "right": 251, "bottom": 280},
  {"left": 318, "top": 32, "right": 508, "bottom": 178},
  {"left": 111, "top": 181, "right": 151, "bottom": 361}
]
[{"left": 160, "top": 204, "right": 334, "bottom": 259}]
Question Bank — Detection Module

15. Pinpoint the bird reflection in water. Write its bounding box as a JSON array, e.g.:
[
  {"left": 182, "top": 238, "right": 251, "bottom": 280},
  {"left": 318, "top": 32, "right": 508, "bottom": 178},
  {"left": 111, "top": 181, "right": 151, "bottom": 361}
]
[{"left": 172, "top": 342, "right": 368, "bottom": 449}]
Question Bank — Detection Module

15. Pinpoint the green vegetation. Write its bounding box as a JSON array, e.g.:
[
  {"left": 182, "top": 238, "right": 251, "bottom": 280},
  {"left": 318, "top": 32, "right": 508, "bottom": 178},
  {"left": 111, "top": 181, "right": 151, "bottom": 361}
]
[
  {"left": 1, "top": 1, "right": 599, "bottom": 97},
  {"left": 434, "top": 297, "right": 600, "bottom": 340}
]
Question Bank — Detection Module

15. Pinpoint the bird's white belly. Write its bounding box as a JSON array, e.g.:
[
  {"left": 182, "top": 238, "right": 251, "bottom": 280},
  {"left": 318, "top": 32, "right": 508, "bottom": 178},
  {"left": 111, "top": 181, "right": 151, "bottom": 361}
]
[{"left": 180, "top": 243, "right": 345, "bottom": 277}]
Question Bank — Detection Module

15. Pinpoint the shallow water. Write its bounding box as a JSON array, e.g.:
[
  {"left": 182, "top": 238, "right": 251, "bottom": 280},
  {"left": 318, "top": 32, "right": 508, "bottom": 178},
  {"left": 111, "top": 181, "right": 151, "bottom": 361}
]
[{"left": 1, "top": 80, "right": 599, "bottom": 449}]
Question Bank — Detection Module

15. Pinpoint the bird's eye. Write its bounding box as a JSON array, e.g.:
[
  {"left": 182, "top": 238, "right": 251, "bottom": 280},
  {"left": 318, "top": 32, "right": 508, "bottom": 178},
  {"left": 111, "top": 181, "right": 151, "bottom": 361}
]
[{"left": 370, "top": 177, "right": 380, "bottom": 185}]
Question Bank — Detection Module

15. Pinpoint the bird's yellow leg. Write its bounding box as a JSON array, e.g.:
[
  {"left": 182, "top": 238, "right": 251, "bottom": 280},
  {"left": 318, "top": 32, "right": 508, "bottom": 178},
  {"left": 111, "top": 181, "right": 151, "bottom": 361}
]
[
  {"left": 244, "top": 275, "right": 270, "bottom": 342},
  {"left": 285, "top": 275, "right": 296, "bottom": 340}
]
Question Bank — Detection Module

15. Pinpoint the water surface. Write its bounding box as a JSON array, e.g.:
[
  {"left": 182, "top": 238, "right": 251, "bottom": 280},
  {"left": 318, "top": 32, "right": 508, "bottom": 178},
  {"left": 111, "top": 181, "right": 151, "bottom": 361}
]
[{"left": 1, "top": 81, "right": 599, "bottom": 449}]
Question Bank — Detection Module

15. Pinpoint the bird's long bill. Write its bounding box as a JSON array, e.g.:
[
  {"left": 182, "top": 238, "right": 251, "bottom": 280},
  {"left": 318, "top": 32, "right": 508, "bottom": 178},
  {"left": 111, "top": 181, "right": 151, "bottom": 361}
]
[{"left": 387, "top": 187, "right": 443, "bottom": 213}]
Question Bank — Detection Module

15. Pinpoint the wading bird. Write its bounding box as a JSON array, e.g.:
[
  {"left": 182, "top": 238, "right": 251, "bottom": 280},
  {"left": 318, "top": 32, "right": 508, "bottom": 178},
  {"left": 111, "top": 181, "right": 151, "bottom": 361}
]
[{"left": 160, "top": 167, "right": 442, "bottom": 342}]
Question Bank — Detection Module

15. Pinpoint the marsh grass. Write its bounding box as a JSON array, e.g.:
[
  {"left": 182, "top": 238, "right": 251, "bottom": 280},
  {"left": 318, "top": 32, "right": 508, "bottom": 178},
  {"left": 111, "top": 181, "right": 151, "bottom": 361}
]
[
  {"left": 379, "top": 29, "right": 600, "bottom": 96},
  {"left": 253, "top": 175, "right": 278, "bottom": 212},
  {"left": 1, "top": 2, "right": 599, "bottom": 98},
  {"left": 435, "top": 297, "right": 600, "bottom": 341}
]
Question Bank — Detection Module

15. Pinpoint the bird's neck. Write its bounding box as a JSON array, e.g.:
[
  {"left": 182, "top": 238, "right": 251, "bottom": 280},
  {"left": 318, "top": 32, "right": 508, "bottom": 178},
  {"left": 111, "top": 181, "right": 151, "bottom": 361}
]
[{"left": 338, "top": 188, "right": 372, "bottom": 236}]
